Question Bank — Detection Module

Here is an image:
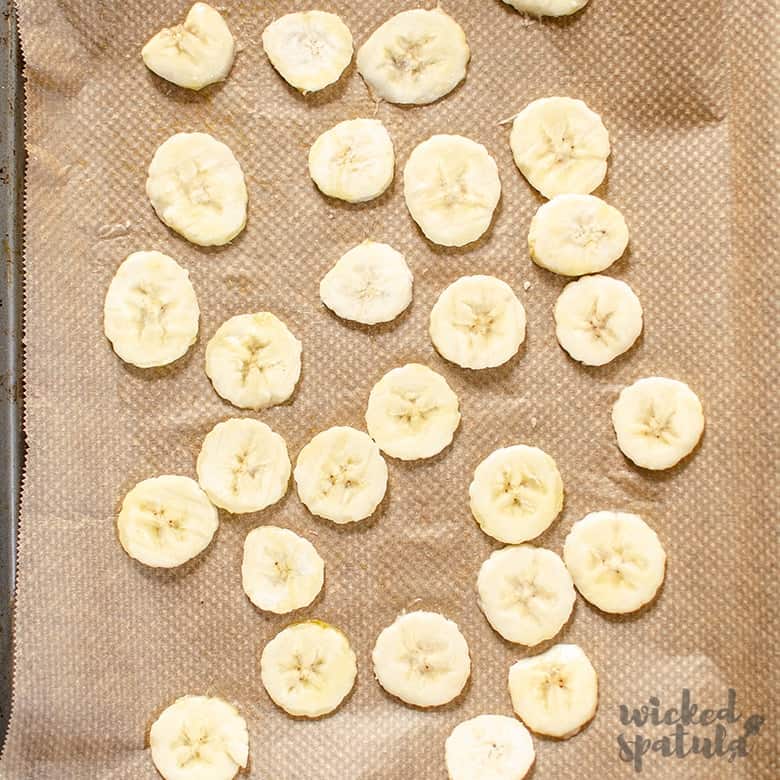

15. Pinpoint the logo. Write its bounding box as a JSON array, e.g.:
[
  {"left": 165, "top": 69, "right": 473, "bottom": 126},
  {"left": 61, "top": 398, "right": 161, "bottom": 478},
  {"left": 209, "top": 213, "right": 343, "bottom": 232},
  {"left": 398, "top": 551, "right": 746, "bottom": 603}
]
[{"left": 617, "top": 689, "right": 765, "bottom": 772}]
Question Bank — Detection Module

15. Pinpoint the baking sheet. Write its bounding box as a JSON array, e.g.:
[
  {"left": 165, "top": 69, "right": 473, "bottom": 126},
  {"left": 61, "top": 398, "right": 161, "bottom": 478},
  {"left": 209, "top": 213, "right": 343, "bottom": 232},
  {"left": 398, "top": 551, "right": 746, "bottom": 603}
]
[{"left": 2, "top": 0, "right": 777, "bottom": 777}]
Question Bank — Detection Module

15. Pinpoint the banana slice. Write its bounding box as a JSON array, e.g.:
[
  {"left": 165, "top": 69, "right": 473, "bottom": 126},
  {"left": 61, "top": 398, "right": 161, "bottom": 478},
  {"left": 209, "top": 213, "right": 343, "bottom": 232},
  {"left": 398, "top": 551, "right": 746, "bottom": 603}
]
[
  {"left": 372, "top": 611, "right": 471, "bottom": 707},
  {"left": 117, "top": 475, "right": 218, "bottom": 568},
  {"left": 469, "top": 445, "right": 564, "bottom": 544},
  {"left": 356, "top": 8, "right": 470, "bottom": 105},
  {"left": 260, "top": 620, "right": 357, "bottom": 718},
  {"left": 564, "top": 511, "right": 666, "bottom": 614},
  {"left": 529, "top": 194, "right": 629, "bottom": 276},
  {"left": 196, "top": 418, "right": 290, "bottom": 514},
  {"left": 205, "top": 312, "right": 302, "bottom": 410},
  {"left": 611, "top": 377, "right": 705, "bottom": 469},
  {"left": 149, "top": 694, "right": 248, "bottom": 780},
  {"left": 554, "top": 275, "right": 643, "bottom": 366},
  {"left": 294, "top": 426, "right": 388, "bottom": 524},
  {"left": 403, "top": 134, "right": 501, "bottom": 247},
  {"left": 103, "top": 251, "right": 199, "bottom": 368},
  {"left": 142, "top": 3, "right": 235, "bottom": 91},
  {"left": 510, "top": 98, "right": 610, "bottom": 199},
  {"left": 263, "top": 11, "right": 353, "bottom": 94},
  {"left": 478, "top": 545, "right": 575, "bottom": 646},
  {"left": 501, "top": 0, "right": 590, "bottom": 17},
  {"left": 365, "top": 363, "right": 460, "bottom": 461},
  {"left": 445, "top": 714, "right": 535, "bottom": 780},
  {"left": 308, "top": 118, "right": 395, "bottom": 203},
  {"left": 241, "top": 526, "right": 324, "bottom": 614},
  {"left": 320, "top": 241, "right": 413, "bottom": 325},
  {"left": 146, "top": 132, "right": 247, "bottom": 247},
  {"left": 430, "top": 275, "right": 526, "bottom": 369},
  {"left": 509, "top": 644, "right": 598, "bottom": 739}
]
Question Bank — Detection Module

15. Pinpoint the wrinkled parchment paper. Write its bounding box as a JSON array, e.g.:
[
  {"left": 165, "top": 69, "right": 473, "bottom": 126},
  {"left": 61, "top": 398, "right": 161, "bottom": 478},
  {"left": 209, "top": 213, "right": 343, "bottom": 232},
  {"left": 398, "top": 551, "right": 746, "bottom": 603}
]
[{"left": 3, "top": 0, "right": 777, "bottom": 777}]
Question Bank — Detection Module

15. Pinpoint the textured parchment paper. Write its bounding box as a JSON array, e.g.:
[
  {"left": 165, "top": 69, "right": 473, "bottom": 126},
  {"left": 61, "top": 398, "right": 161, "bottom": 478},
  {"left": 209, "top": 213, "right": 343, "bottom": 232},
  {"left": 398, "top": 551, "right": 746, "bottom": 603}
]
[{"left": 3, "top": 0, "right": 777, "bottom": 777}]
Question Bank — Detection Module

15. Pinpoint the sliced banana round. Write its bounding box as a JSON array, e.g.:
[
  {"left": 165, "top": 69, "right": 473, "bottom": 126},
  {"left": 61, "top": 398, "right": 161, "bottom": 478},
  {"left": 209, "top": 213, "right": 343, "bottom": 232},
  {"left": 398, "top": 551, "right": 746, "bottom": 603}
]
[
  {"left": 146, "top": 132, "right": 247, "bottom": 247},
  {"left": 142, "top": 3, "right": 235, "bottom": 91},
  {"left": 103, "top": 251, "right": 199, "bottom": 368},
  {"left": 356, "top": 8, "right": 470, "bottom": 105},
  {"left": 205, "top": 312, "right": 302, "bottom": 410},
  {"left": 509, "top": 644, "right": 598, "bottom": 739},
  {"left": 564, "top": 511, "right": 666, "bottom": 614},
  {"left": 372, "top": 611, "right": 471, "bottom": 707},
  {"left": 404, "top": 134, "right": 501, "bottom": 247},
  {"left": 320, "top": 241, "right": 413, "bottom": 325},
  {"left": 196, "top": 418, "right": 290, "bottom": 514},
  {"left": 308, "top": 118, "right": 395, "bottom": 203},
  {"left": 241, "top": 526, "right": 324, "bottom": 614},
  {"left": 478, "top": 545, "right": 575, "bottom": 646},
  {"left": 554, "top": 275, "right": 643, "bottom": 366},
  {"left": 510, "top": 97, "right": 610, "bottom": 199},
  {"left": 260, "top": 620, "right": 357, "bottom": 718},
  {"left": 611, "top": 377, "right": 705, "bottom": 470},
  {"left": 365, "top": 363, "right": 460, "bottom": 461},
  {"left": 445, "top": 714, "right": 535, "bottom": 780},
  {"left": 117, "top": 475, "right": 218, "bottom": 568},
  {"left": 150, "top": 694, "right": 249, "bottom": 780},
  {"left": 430, "top": 275, "right": 526, "bottom": 369},
  {"left": 469, "top": 445, "right": 564, "bottom": 544},
  {"left": 501, "top": 0, "right": 590, "bottom": 17},
  {"left": 529, "top": 194, "right": 629, "bottom": 276},
  {"left": 294, "top": 426, "right": 388, "bottom": 524},
  {"left": 262, "top": 11, "right": 353, "bottom": 94}
]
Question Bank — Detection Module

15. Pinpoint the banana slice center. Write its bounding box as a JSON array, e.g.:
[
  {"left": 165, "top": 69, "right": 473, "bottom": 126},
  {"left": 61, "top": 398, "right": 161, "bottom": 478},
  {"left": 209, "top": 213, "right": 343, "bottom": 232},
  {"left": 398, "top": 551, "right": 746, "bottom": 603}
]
[
  {"left": 580, "top": 299, "right": 617, "bottom": 343},
  {"left": 401, "top": 643, "right": 449, "bottom": 679},
  {"left": 173, "top": 723, "right": 218, "bottom": 767},
  {"left": 539, "top": 666, "right": 572, "bottom": 708},
  {"left": 283, "top": 651, "right": 326, "bottom": 691},
  {"left": 175, "top": 162, "right": 221, "bottom": 209},
  {"left": 321, "top": 457, "right": 362, "bottom": 498},
  {"left": 228, "top": 336, "right": 277, "bottom": 383},
  {"left": 391, "top": 391, "right": 436, "bottom": 429},
  {"left": 429, "top": 164, "right": 486, "bottom": 212},
  {"left": 131, "top": 284, "right": 169, "bottom": 336},
  {"left": 141, "top": 503, "right": 187, "bottom": 541},
  {"left": 230, "top": 450, "right": 267, "bottom": 494},
  {"left": 572, "top": 219, "right": 608, "bottom": 248},
  {"left": 454, "top": 300, "right": 501, "bottom": 337},
  {"left": 384, "top": 35, "right": 434, "bottom": 78},
  {"left": 590, "top": 542, "right": 645, "bottom": 588},
  {"left": 505, "top": 575, "right": 556, "bottom": 618},
  {"left": 637, "top": 403, "right": 677, "bottom": 443},
  {"left": 494, "top": 468, "right": 545, "bottom": 514}
]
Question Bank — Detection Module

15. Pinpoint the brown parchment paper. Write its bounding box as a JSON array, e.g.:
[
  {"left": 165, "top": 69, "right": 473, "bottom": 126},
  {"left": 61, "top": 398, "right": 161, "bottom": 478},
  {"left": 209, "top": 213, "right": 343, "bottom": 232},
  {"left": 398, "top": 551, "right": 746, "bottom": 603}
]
[{"left": 2, "top": 0, "right": 777, "bottom": 777}]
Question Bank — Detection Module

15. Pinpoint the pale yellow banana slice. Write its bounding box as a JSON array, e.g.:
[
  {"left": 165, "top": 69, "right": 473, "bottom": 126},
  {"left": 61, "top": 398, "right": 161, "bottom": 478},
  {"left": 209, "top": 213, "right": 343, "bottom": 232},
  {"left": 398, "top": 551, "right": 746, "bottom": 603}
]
[
  {"left": 142, "top": 3, "right": 235, "bottom": 91},
  {"left": 241, "top": 526, "right": 324, "bottom": 614},
  {"left": 478, "top": 545, "right": 575, "bottom": 646},
  {"left": 611, "top": 377, "right": 705, "bottom": 469},
  {"left": 308, "top": 118, "right": 395, "bottom": 203},
  {"left": 320, "top": 241, "right": 413, "bottom": 325},
  {"left": 469, "top": 445, "right": 564, "bottom": 544},
  {"left": 404, "top": 134, "right": 501, "bottom": 247},
  {"left": 146, "top": 132, "right": 247, "bottom": 247},
  {"left": 510, "top": 97, "right": 610, "bottom": 199},
  {"left": 502, "top": 0, "right": 590, "bottom": 17},
  {"left": 529, "top": 194, "right": 629, "bottom": 276},
  {"left": 263, "top": 11, "right": 353, "bottom": 93},
  {"left": 294, "top": 426, "right": 388, "bottom": 524},
  {"left": 117, "top": 475, "right": 218, "bottom": 568},
  {"left": 103, "top": 251, "right": 199, "bottom": 368},
  {"left": 365, "top": 363, "right": 460, "bottom": 461},
  {"left": 356, "top": 8, "right": 470, "bottom": 105},
  {"left": 372, "top": 611, "right": 471, "bottom": 707},
  {"left": 196, "top": 418, "right": 290, "bottom": 513},
  {"left": 430, "top": 275, "right": 526, "bottom": 369},
  {"left": 564, "top": 511, "right": 666, "bottom": 614},
  {"left": 509, "top": 644, "right": 598, "bottom": 739},
  {"left": 445, "top": 714, "right": 535, "bottom": 780},
  {"left": 554, "top": 275, "right": 643, "bottom": 366},
  {"left": 205, "top": 312, "right": 302, "bottom": 410},
  {"left": 260, "top": 620, "right": 357, "bottom": 718},
  {"left": 150, "top": 694, "right": 249, "bottom": 780}
]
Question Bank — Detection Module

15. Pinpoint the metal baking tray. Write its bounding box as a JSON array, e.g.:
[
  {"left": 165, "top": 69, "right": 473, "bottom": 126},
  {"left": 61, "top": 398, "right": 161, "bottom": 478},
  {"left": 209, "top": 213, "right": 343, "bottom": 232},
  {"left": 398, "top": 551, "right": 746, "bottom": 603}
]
[{"left": 0, "top": 2, "right": 24, "bottom": 743}]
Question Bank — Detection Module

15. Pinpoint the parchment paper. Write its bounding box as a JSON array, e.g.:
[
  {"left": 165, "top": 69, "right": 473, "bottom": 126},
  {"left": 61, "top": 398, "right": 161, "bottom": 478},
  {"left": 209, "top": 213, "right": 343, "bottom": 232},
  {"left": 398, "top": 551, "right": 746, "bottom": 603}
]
[{"left": 2, "top": 0, "right": 777, "bottom": 777}]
